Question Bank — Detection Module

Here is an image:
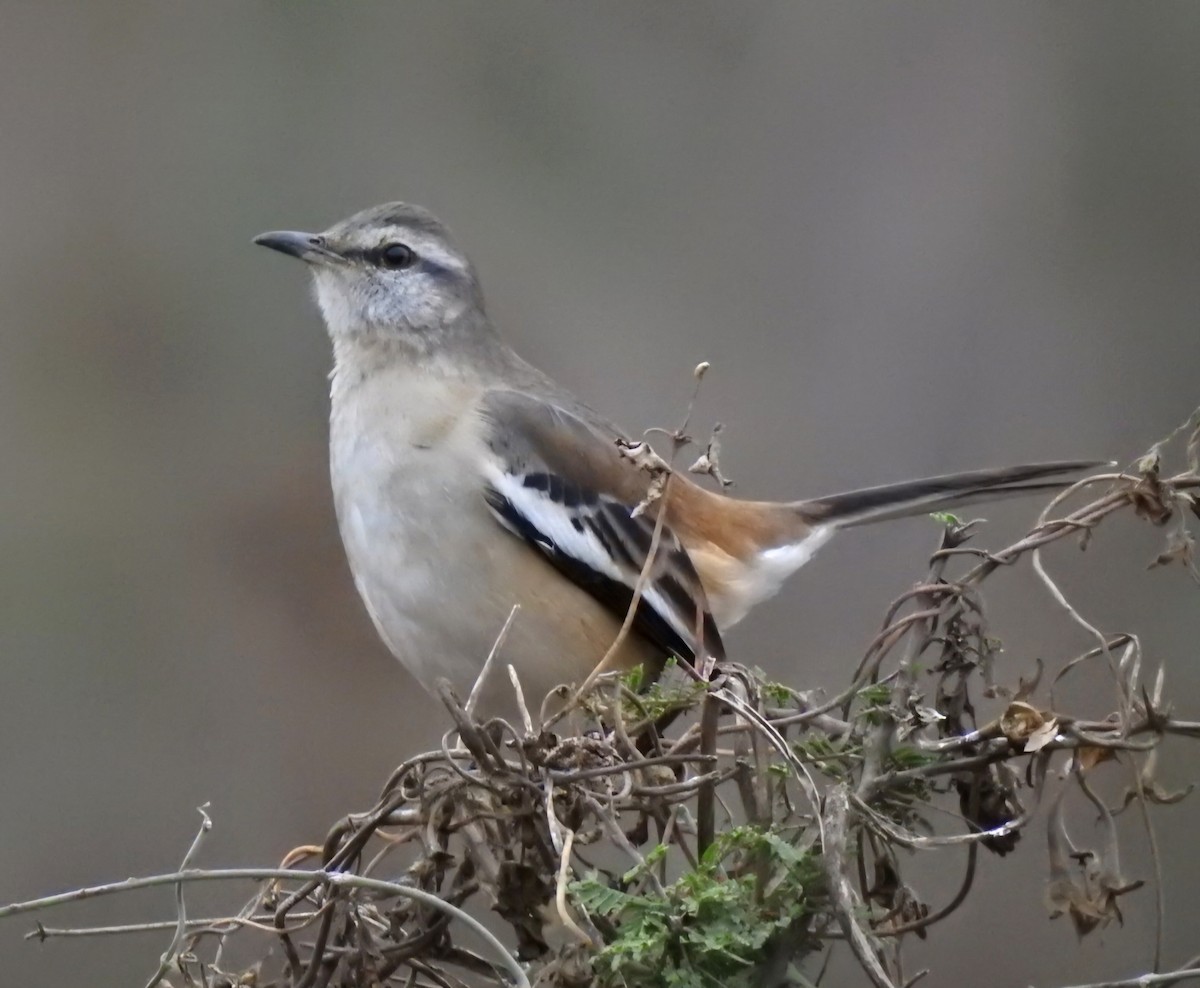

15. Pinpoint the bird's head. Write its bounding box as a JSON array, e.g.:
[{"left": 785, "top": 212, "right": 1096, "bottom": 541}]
[{"left": 254, "top": 202, "right": 484, "bottom": 344}]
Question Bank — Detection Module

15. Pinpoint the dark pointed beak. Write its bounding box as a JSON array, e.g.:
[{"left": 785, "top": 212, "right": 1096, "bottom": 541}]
[{"left": 252, "top": 230, "right": 341, "bottom": 264}]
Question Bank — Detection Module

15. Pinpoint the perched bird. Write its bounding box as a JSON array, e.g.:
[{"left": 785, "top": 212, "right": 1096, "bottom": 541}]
[{"left": 253, "top": 203, "right": 1095, "bottom": 719}]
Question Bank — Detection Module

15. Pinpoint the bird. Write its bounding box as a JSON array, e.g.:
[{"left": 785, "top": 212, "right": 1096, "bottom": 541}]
[{"left": 253, "top": 202, "right": 1098, "bottom": 721}]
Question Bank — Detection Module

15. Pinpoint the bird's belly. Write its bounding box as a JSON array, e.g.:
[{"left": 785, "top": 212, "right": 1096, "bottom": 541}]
[{"left": 332, "top": 438, "right": 656, "bottom": 722}]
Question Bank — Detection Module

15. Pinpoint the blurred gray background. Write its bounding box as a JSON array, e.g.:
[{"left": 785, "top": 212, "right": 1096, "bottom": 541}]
[{"left": 2, "top": 3, "right": 1198, "bottom": 985}]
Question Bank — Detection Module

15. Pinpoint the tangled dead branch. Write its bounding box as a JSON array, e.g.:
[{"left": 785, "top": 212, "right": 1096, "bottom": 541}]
[{"left": 3, "top": 412, "right": 1199, "bottom": 988}]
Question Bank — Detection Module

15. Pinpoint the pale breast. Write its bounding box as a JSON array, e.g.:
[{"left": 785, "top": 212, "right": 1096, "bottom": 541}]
[
  {"left": 328, "top": 364, "right": 655, "bottom": 720},
  {"left": 330, "top": 364, "right": 490, "bottom": 670}
]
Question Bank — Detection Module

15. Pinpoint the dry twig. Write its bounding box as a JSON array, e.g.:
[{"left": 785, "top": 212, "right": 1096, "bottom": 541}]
[{"left": 3, "top": 410, "right": 1199, "bottom": 988}]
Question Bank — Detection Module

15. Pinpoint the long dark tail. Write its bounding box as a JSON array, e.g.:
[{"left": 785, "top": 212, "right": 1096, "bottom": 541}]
[{"left": 797, "top": 460, "right": 1107, "bottom": 529}]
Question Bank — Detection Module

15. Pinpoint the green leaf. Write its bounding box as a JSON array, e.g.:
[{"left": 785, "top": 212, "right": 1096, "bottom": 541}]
[
  {"left": 572, "top": 875, "right": 649, "bottom": 917},
  {"left": 572, "top": 826, "right": 820, "bottom": 987}
]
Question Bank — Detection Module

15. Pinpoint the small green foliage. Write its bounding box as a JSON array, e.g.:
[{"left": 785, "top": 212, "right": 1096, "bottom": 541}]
[
  {"left": 887, "top": 745, "right": 938, "bottom": 770},
  {"left": 856, "top": 682, "right": 892, "bottom": 708},
  {"left": 883, "top": 747, "right": 936, "bottom": 803},
  {"left": 620, "top": 659, "right": 707, "bottom": 723},
  {"left": 855, "top": 682, "right": 895, "bottom": 725},
  {"left": 571, "top": 826, "right": 820, "bottom": 987},
  {"left": 621, "top": 662, "right": 646, "bottom": 693},
  {"left": 929, "top": 510, "right": 962, "bottom": 526},
  {"left": 754, "top": 668, "right": 795, "bottom": 706},
  {"left": 623, "top": 841, "right": 668, "bottom": 882},
  {"left": 790, "top": 734, "right": 859, "bottom": 780}
]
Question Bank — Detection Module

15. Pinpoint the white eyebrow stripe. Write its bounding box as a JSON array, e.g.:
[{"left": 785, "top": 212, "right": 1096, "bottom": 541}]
[{"left": 378, "top": 231, "right": 467, "bottom": 272}]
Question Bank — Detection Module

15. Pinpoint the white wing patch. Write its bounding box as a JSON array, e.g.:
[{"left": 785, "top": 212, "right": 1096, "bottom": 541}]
[
  {"left": 484, "top": 465, "right": 625, "bottom": 582},
  {"left": 481, "top": 462, "right": 711, "bottom": 656}
]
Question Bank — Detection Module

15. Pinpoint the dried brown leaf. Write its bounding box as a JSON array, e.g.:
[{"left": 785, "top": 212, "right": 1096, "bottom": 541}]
[
  {"left": 1013, "top": 658, "right": 1044, "bottom": 702},
  {"left": 1147, "top": 526, "right": 1199, "bottom": 583},
  {"left": 1045, "top": 856, "right": 1144, "bottom": 937},
  {"left": 1076, "top": 746, "right": 1115, "bottom": 774},
  {"left": 1000, "top": 701, "right": 1045, "bottom": 745},
  {"left": 1024, "top": 718, "right": 1060, "bottom": 753}
]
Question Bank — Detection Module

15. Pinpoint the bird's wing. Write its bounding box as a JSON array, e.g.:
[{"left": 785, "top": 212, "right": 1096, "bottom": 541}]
[{"left": 476, "top": 388, "right": 724, "bottom": 666}]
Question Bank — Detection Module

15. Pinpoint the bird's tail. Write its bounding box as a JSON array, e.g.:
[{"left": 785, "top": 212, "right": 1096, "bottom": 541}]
[{"left": 796, "top": 460, "right": 1107, "bottom": 529}]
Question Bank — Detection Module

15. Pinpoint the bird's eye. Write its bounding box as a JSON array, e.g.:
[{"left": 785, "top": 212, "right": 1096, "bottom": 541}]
[{"left": 378, "top": 242, "right": 417, "bottom": 270}]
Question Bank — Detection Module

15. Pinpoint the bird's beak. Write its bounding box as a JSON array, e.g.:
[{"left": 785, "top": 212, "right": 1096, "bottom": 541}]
[{"left": 252, "top": 230, "right": 342, "bottom": 264}]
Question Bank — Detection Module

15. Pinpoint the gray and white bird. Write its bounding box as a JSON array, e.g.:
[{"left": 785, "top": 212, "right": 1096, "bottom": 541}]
[{"left": 254, "top": 203, "right": 1096, "bottom": 718}]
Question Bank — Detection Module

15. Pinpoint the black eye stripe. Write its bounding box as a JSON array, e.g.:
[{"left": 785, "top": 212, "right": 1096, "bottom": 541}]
[{"left": 341, "top": 243, "right": 418, "bottom": 269}]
